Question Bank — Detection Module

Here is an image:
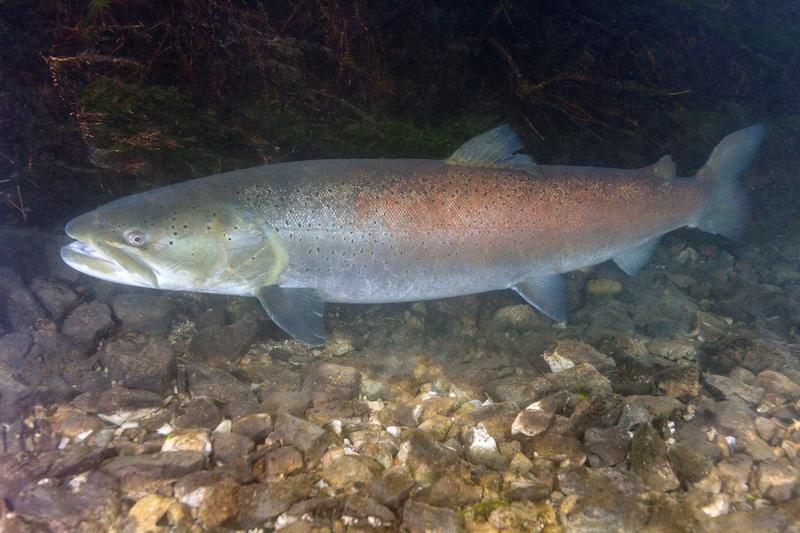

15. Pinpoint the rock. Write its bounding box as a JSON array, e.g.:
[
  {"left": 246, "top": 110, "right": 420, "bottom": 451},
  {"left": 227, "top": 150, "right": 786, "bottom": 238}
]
[
  {"left": 73, "top": 385, "right": 162, "bottom": 416},
  {"left": 502, "top": 464, "right": 553, "bottom": 501},
  {"left": 403, "top": 430, "right": 459, "bottom": 483},
  {"left": 301, "top": 362, "right": 361, "bottom": 406},
  {"left": 455, "top": 401, "right": 518, "bottom": 442},
  {"left": 694, "top": 311, "right": 732, "bottom": 342},
  {"left": 418, "top": 414, "right": 453, "bottom": 441},
  {"left": 0, "top": 332, "right": 32, "bottom": 367},
  {"left": 231, "top": 413, "right": 272, "bottom": 442},
  {"left": 618, "top": 395, "right": 684, "bottom": 430},
  {"left": 261, "top": 390, "right": 311, "bottom": 417},
  {"left": 325, "top": 329, "right": 357, "bottom": 355},
  {"left": 757, "top": 370, "right": 800, "bottom": 400},
  {"left": 754, "top": 461, "right": 798, "bottom": 502},
  {"left": 100, "top": 332, "right": 176, "bottom": 394},
  {"left": 12, "top": 472, "right": 120, "bottom": 531},
  {"left": 321, "top": 454, "right": 382, "bottom": 490},
  {"left": 704, "top": 372, "right": 764, "bottom": 404},
  {"left": 342, "top": 494, "right": 396, "bottom": 527},
  {"left": 528, "top": 432, "right": 586, "bottom": 465},
  {"left": 61, "top": 301, "right": 113, "bottom": 342},
  {"left": 235, "top": 475, "right": 312, "bottom": 528},
  {"left": 492, "top": 304, "right": 545, "bottom": 332},
  {"left": 197, "top": 477, "right": 241, "bottom": 527},
  {"left": 370, "top": 466, "right": 416, "bottom": 507},
  {"left": 584, "top": 426, "right": 631, "bottom": 466},
  {"left": 127, "top": 494, "right": 182, "bottom": 531},
  {"left": 173, "top": 470, "right": 234, "bottom": 507},
  {"left": 544, "top": 363, "right": 613, "bottom": 396},
  {"left": 0, "top": 268, "right": 45, "bottom": 330},
  {"left": 29, "top": 277, "right": 77, "bottom": 320},
  {"left": 186, "top": 362, "right": 257, "bottom": 408},
  {"left": 101, "top": 451, "right": 207, "bottom": 497},
  {"left": 271, "top": 413, "right": 327, "bottom": 457},
  {"left": 111, "top": 291, "right": 174, "bottom": 334},
  {"left": 668, "top": 441, "right": 714, "bottom": 485},
  {"left": 658, "top": 363, "right": 700, "bottom": 399},
  {"left": 628, "top": 424, "right": 680, "bottom": 491},
  {"left": 162, "top": 428, "right": 212, "bottom": 455},
  {"left": 0, "top": 363, "right": 40, "bottom": 422},
  {"left": 174, "top": 397, "right": 223, "bottom": 429},
  {"left": 585, "top": 278, "right": 622, "bottom": 296},
  {"left": 401, "top": 500, "right": 465, "bottom": 533},
  {"left": 464, "top": 423, "right": 505, "bottom": 469},
  {"left": 213, "top": 432, "right": 254, "bottom": 467},
  {"left": 755, "top": 416, "right": 782, "bottom": 444},
  {"left": 647, "top": 338, "right": 697, "bottom": 361},
  {"left": 254, "top": 446, "right": 304, "bottom": 479},
  {"left": 190, "top": 316, "right": 258, "bottom": 360},
  {"left": 420, "top": 470, "right": 482, "bottom": 507},
  {"left": 543, "top": 339, "right": 616, "bottom": 374},
  {"left": 486, "top": 374, "right": 554, "bottom": 404},
  {"left": 703, "top": 498, "right": 800, "bottom": 532},
  {"left": 511, "top": 391, "right": 569, "bottom": 437}
]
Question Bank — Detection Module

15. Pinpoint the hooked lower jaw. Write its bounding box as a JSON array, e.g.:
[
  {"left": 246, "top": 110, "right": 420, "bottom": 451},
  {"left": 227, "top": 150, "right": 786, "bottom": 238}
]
[{"left": 60, "top": 240, "right": 158, "bottom": 288}]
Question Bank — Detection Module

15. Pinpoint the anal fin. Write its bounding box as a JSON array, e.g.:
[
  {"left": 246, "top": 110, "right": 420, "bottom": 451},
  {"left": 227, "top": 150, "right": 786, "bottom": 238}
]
[
  {"left": 257, "top": 286, "right": 326, "bottom": 345},
  {"left": 614, "top": 238, "right": 660, "bottom": 275},
  {"left": 512, "top": 274, "right": 566, "bottom": 323}
]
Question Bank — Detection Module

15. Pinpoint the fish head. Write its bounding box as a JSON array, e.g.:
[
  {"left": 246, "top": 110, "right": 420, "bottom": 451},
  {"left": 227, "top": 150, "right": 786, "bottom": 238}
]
[{"left": 61, "top": 186, "right": 282, "bottom": 293}]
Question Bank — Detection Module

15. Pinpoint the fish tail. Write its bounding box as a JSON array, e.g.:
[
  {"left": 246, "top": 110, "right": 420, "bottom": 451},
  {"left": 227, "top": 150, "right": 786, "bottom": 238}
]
[{"left": 693, "top": 125, "right": 765, "bottom": 239}]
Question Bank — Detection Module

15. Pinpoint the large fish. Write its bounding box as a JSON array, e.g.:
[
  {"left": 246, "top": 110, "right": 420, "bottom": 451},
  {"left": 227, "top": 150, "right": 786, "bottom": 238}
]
[{"left": 62, "top": 125, "right": 765, "bottom": 344}]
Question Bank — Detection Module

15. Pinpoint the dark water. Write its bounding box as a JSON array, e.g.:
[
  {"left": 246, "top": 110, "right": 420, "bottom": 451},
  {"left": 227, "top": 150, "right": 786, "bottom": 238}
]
[{"left": 1, "top": 2, "right": 799, "bottom": 531}]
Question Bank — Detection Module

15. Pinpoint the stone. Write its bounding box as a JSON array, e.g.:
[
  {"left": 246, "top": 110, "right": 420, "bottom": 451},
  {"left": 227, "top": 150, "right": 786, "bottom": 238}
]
[
  {"left": 618, "top": 395, "right": 684, "bottom": 430},
  {"left": 544, "top": 363, "right": 613, "bottom": 396},
  {"left": 716, "top": 454, "right": 753, "bottom": 497},
  {"left": 585, "top": 278, "right": 622, "bottom": 296},
  {"left": 629, "top": 424, "right": 680, "bottom": 491},
  {"left": 301, "top": 362, "right": 361, "bottom": 406},
  {"left": 61, "top": 301, "right": 113, "bottom": 342},
  {"left": 511, "top": 390, "right": 569, "bottom": 437},
  {"left": 100, "top": 332, "right": 176, "bottom": 394},
  {"left": 0, "top": 332, "right": 32, "bottom": 367},
  {"left": 255, "top": 446, "right": 304, "bottom": 479},
  {"left": 486, "top": 374, "right": 555, "bottom": 404},
  {"left": 542, "top": 339, "right": 616, "bottom": 374},
  {"left": 0, "top": 363, "right": 40, "bottom": 422},
  {"left": 127, "top": 494, "right": 178, "bottom": 531},
  {"left": 401, "top": 500, "right": 465, "bottom": 533},
  {"left": 528, "top": 432, "right": 586, "bottom": 466},
  {"left": 271, "top": 413, "right": 327, "bottom": 456},
  {"left": 492, "top": 304, "right": 544, "bottom": 332},
  {"left": 755, "top": 416, "right": 782, "bottom": 444},
  {"left": 235, "top": 475, "right": 312, "bottom": 528},
  {"left": 261, "top": 390, "right": 311, "bottom": 416},
  {"left": 668, "top": 441, "right": 714, "bottom": 485},
  {"left": 29, "top": 277, "right": 77, "bottom": 320},
  {"left": 321, "top": 454, "right": 382, "bottom": 490},
  {"left": 212, "top": 432, "right": 254, "bottom": 466},
  {"left": 647, "top": 338, "right": 698, "bottom": 361},
  {"left": 703, "top": 498, "right": 800, "bottom": 532},
  {"left": 0, "top": 268, "right": 45, "bottom": 330},
  {"left": 111, "top": 291, "right": 174, "bottom": 334},
  {"left": 757, "top": 370, "right": 800, "bottom": 400},
  {"left": 161, "top": 428, "right": 212, "bottom": 455},
  {"left": 417, "top": 414, "right": 453, "bottom": 442},
  {"left": 420, "top": 470, "right": 482, "bottom": 507},
  {"left": 370, "top": 466, "right": 416, "bottom": 507},
  {"left": 704, "top": 372, "right": 764, "bottom": 404},
  {"left": 403, "top": 430, "right": 459, "bottom": 483},
  {"left": 325, "top": 329, "right": 357, "bottom": 355},
  {"left": 342, "top": 494, "right": 396, "bottom": 527},
  {"left": 231, "top": 412, "right": 272, "bottom": 442},
  {"left": 74, "top": 385, "right": 162, "bottom": 415},
  {"left": 754, "top": 461, "right": 798, "bottom": 502},
  {"left": 12, "top": 471, "right": 120, "bottom": 531},
  {"left": 174, "top": 397, "right": 223, "bottom": 429},
  {"left": 101, "top": 451, "right": 206, "bottom": 497},
  {"left": 190, "top": 316, "right": 258, "bottom": 360},
  {"left": 464, "top": 423, "right": 505, "bottom": 469},
  {"left": 197, "top": 478, "right": 240, "bottom": 527},
  {"left": 658, "top": 363, "right": 700, "bottom": 399},
  {"left": 584, "top": 426, "right": 631, "bottom": 466},
  {"left": 186, "top": 362, "right": 257, "bottom": 406}
]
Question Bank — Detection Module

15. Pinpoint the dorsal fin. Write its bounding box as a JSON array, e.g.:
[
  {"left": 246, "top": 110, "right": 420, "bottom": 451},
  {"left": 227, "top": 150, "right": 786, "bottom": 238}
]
[
  {"left": 446, "top": 125, "right": 538, "bottom": 175},
  {"left": 652, "top": 155, "right": 676, "bottom": 179}
]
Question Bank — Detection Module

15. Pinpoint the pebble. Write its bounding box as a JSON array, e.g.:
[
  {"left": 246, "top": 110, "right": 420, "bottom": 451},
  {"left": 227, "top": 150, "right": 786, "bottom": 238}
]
[
  {"left": 271, "top": 413, "right": 327, "bottom": 457},
  {"left": 230, "top": 412, "right": 273, "bottom": 442},
  {"left": 401, "top": 500, "right": 465, "bottom": 533},
  {"left": 100, "top": 332, "right": 176, "bottom": 394},
  {"left": 628, "top": 424, "right": 680, "bottom": 491},
  {"left": 464, "top": 423, "right": 505, "bottom": 469},
  {"left": 111, "top": 291, "right": 175, "bottom": 334},
  {"left": 29, "top": 277, "right": 77, "bottom": 320},
  {"left": 61, "top": 301, "right": 113, "bottom": 342},
  {"left": 511, "top": 391, "right": 569, "bottom": 437},
  {"left": 542, "top": 339, "right": 616, "bottom": 374},
  {"left": 584, "top": 426, "right": 631, "bottom": 466},
  {"left": 754, "top": 460, "right": 798, "bottom": 502},
  {"left": 585, "top": 278, "right": 622, "bottom": 296},
  {"left": 254, "top": 446, "right": 304, "bottom": 479}
]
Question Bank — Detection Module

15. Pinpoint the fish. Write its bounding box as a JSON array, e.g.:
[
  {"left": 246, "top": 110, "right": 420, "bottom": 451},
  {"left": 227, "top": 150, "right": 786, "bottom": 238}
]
[{"left": 61, "top": 124, "right": 765, "bottom": 345}]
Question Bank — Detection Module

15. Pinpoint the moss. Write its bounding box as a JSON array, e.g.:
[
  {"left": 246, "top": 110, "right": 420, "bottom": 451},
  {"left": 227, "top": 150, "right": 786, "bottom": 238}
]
[{"left": 79, "top": 78, "right": 250, "bottom": 178}]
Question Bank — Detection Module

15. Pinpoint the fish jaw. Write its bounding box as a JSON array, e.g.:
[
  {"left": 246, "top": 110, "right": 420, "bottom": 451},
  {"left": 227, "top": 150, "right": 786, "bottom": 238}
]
[{"left": 62, "top": 212, "right": 159, "bottom": 288}]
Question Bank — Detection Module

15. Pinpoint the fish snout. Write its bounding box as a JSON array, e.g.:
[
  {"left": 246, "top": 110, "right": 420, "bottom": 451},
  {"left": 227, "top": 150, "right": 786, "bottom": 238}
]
[{"left": 65, "top": 211, "right": 100, "bottom": 241}]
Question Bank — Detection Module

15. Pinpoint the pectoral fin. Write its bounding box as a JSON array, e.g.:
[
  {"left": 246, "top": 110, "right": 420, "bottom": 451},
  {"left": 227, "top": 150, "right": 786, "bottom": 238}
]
[
  {"left": 512, "top": 274, "right": 566, "bottom": 322},
  {"left": 613, "top": 238, "right": 660, "bottom": 275},
  {"left": 256, "top": 286, "right": 326, "bottom": 345}
]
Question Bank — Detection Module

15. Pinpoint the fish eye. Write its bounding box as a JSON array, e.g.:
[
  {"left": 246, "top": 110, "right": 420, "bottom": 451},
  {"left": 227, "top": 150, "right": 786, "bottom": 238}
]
[{"left": 127, "top": 231, "right": 146, "bottom": 246}]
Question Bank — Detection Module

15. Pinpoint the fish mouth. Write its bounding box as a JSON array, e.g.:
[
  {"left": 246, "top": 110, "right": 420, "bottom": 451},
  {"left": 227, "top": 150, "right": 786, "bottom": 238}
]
[{"left": 61, "top": 240, "right": 158, "bottom": 288}]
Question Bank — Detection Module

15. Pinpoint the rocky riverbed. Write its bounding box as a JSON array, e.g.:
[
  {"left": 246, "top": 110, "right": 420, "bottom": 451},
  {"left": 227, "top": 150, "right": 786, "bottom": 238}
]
[{"left": 1, "top": 225, "right": 799, "bottom": 532}]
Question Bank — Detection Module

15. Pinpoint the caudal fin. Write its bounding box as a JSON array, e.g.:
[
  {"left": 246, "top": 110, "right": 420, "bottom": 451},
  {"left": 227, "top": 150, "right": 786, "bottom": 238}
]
[{"left": 694, "top": 125, "right": 765, "bottom": 239}]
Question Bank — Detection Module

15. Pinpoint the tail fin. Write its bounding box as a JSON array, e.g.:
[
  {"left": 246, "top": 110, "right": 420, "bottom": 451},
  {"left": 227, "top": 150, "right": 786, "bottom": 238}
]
[{"left": 694, "top": 125, "right": 765, "bottom": 239}]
